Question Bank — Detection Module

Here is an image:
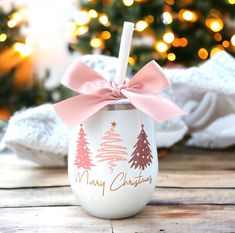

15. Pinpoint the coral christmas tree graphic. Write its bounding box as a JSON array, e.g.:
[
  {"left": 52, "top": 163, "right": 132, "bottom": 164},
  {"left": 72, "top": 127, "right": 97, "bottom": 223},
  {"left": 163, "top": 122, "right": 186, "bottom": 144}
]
[
  {"left": 96, "top": 122, "right": 128, "bottom": 173},
  {"left": 74, "top": 124, "right": 94, "bottom": 170},
  {"left": 129, "top": 124, "right": 153, "bottom": 171}
]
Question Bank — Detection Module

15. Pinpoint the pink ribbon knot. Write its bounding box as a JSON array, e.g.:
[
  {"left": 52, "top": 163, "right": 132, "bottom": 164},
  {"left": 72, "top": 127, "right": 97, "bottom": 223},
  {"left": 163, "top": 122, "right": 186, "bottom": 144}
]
[{"left": 53, "top": 60, "right": 185, "bottom": 128}]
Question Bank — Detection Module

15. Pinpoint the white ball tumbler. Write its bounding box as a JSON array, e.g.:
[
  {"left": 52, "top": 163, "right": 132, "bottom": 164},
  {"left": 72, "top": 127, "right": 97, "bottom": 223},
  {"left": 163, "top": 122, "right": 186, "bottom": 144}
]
[{"left": 68, "top": 100, "right": 158, "bottom": 219}]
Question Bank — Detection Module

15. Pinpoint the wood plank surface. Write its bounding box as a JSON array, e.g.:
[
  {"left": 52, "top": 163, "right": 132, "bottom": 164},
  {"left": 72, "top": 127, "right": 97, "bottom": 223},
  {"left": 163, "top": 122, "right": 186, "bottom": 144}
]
[
  {"left": 1, "top": 147, "right": 235, "bottom": 233},
  {"left": 1, "top": 205, "right": 235, "bottom": 233},
  {"left": 159, "top": 148, "right": 235, "bottom": 171},
  {"left": 1, "top": 186, "right": 235, "bottom": 208},
  {"left": 1, "top": 151, "right": 235, "bottom": 189}
]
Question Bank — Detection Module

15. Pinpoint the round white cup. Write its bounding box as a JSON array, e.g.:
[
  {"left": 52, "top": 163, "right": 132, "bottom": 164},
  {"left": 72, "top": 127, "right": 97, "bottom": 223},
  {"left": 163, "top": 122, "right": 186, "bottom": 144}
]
[{"left": 68, "top": 100, "right": 158, "bottom": 219}]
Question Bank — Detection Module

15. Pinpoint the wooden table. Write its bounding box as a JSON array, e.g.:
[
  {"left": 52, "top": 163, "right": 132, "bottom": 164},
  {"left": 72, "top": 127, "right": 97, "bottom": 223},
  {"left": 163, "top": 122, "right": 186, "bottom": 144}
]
[{"left": 1, "top": 146, "right": 235, "bottom": 233}]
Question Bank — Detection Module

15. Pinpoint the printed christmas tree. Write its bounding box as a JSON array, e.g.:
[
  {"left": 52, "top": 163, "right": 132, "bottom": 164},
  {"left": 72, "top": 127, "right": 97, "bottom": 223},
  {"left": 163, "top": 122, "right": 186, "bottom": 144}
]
[
  {"left": 74, "top": 124, "right": 94, "bottom": 170},
  {"left": 96, "top": 121, "right": 127, "bottom": 173},
  {"left": 129, "top": 124, "right": 153, "bottom": 171}
]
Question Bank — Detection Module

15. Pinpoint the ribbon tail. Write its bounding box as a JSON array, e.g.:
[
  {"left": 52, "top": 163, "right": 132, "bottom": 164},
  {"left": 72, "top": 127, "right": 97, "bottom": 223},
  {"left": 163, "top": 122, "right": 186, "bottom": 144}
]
[
  {"left": 122, "top": 90, "right": 186, "bottom": 123},
  {"left": 53, "top": 94, "right": 115, "bottom": 128}
]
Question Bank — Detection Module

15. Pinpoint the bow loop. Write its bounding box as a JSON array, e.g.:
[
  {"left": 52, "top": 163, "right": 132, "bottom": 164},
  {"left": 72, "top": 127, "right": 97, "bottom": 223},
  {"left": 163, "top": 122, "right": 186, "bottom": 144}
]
[
  {"left": 53, "top": 60, "right": 185, "bottom": 128},
  {"left": 62, "top": 60, "right": 110, "bottom": 94},
  {"left": 129, "top": 61, "right": 171, "bottom": 94}
]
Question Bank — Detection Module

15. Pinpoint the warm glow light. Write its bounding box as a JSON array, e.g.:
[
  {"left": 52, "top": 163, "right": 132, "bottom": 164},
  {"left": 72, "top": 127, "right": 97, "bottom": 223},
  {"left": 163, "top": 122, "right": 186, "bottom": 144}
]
[
  {"left": 90, "top": 38, "right": 103, "bottom": 48},
  {"left": 214, "top": 33, "right": 222, "bottom": 41},
  {"left": 88, "top": 9, "right": 98, "bottom": 18},
  {"left": 128, "top": 56, "right": 136, "bottom": 66},
  {"left": 75, "top": 11, "right": 90, "bottom": 26},
  {"left": 74, "top": 26, "right": 89, "bottom": 36},
  {"left": 162, "top": 12, "right": 173, "bottom": 24},
  {"left": 99, "top": 14, "right": 110, "bottom": 26},
  {"left": 154, "top": 41, "right": 168, "bottom": 53},
  {"left": 145, "top": 15, "right": 154, "bottom": 24},
  {"left": 198, "top": 48, "right": 208, "bottom": 60},
  {"left": 228, "top": 0, "right": 235, "bottom": 4},
  {"left": 14, "top": 42, "right": 33, "bottom": 57},
  {"left": 180, "top": 37, "right": 188, "bottom": 47},
  {"left": 172, "top": 38, "right": 188, "bottom": 47},
  {"left": 122, "top": 0, "right": 134, "bottom": 6},
  {"left": 135, "top": 20, "right": 148, "bottom": 32},
  {"left": 163, "top": 32, "right": 175, "bottom": 44},
  {"left": 166, "top": 0, "right": 174, "bottom": 5},
  {"left": 7, "top": 7, "right": 27, "bottom": 28},
  {"left": 167, "top": 53, "right": 176, "bottom": 61},
  {"left": 180, "top": 9, "right": 198, "bottom": 22},
  {"left": 210, "top": 46, "right": 224, "bottom": 56},
  {"left": 206, "top": 18, "right": 223, "bottom": 32},
  {"left": 231, "top": 35, "right": 235, "bottom": 46},
  {"left": 222, "top": 40, "right": 230, "bottom": 48},
  {"left": 0, "top": 33, "right": 7, "bottom": 42},
  {"left": 7, "top": 20, "right": 17, "bottom": 28},
  {"left": 172, "top": 38, "right": 180, "bottom": 47},
  {"left": 11, "top": 12, "right": 24, "bottom": 23},
  {"left": 101, "top": 31, "right": 111, "bottom": 40}
]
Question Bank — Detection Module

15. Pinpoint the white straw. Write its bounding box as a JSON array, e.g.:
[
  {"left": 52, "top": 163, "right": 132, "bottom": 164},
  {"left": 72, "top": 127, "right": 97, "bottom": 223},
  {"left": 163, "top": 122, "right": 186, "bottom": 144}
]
[{"left": 114, "top": 22, "right": 134, "bottom": 85}]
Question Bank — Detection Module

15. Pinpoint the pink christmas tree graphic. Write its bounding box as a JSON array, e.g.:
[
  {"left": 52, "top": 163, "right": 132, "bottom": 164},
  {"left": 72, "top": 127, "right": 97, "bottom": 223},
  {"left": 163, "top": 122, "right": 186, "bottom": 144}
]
[
  {"left": 96, "top": 121, "right": 127, "bottom": 173},
  {"left": 74, "top": 124, "right": 94, "bottom": 170},
  {"left": 129, "top": 124, "right": 153, "bottom": 171}
]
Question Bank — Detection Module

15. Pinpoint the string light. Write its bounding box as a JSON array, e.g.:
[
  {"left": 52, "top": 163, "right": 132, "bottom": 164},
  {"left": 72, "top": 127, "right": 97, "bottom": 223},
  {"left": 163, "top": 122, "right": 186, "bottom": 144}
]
[
  {"left": 172, "top": 38, "right": 180, "bottom": 47},
  {"left": 180, "top": 9, "right": 198, "bottom": 22},
  {"left": 75, "top": 11, "right": 90, "bottom": 26},
  {"left": 165, "top": 0, "right": 174, "bottom": 5},
  {"left": 228, "top": 0, "right": 235, "bottom": 4},
  {"left": 128, "top": 56, "right": 136, "bottom": 66},
  {"left": 163, "top": 32, "right": 175, "bottom": 44},
  {"left": 214, "top": 33, "right": 222, "bottom": 41},
  {"left": 231, "top": 35, "right": 235, "bottom": 46},
  {"left": 14, "top": 42, "right": 33, "bottom": 57},
  {"left": 135, "top": 20, "right": 148, "bottom": 32},
  {"left": 180, "top": 37, "right": 188, "bottom": 47},
  {"left": 145, "top": 15, "right": 154, "bottom": 24},
  {"left": 172, "top": 37, "right": 188, "bottom": 47},
  {"left": 0, "top": 33, "right": 7, "bottom": 42},
  {"left": 88, "top": 9, "right": 98, "bottom": 18},
  {"left": 99, "top": 14, "right": 110, "bottom": 26},
  {"left": 167, "top": 53, "right": 176, "bottom": 61},
  {"left": 210, "top": 46, "right": 224, "bottom": 56},
  {"left": 90, "top": 38, "right": 104, "bottom": 48},
  {"left": 222, "top": 40, "right": 230, "bottom": 48},
  {"left": 74, "top": 26, "right": 89, "bottom": 36},
  {"left": 162, "top": 12, "right": 173, "bottom": 24},
  {"left": 198, "top": 48, "right": 208, "bottom": 60},
  {"left": 122, "top": 0, "right": 134, "bottom": 6},
  {"left": 154, "top": 41, "right": 168, "bottom": 53},
  {"left": 206, "top": 18, "right": 223, "bottom": 32},
  {"left": 7, "top": 20, "right": 17, "bottom": 28},
  {"left": 7, "top": 9, "right": 26, "bottom": 28},
  {"left": 101, "top": 31, "right": 111, "bottom": 40},
  {"left": 7, "top": 8, "right": 27, "bottom": 28}
]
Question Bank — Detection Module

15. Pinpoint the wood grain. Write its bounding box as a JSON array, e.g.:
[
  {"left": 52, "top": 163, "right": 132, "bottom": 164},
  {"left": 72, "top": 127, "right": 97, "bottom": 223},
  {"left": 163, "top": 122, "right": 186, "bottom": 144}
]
[
  {"left": 1, "top": 186, "right": 235, "bottom": 208},
  {"left": 158, "top": 170, "right": 235, "bottom": 188},
  {"left": 1, "top": 153, "right": 235, "bottom": 189},
  {"left": 1, "top": 148, "right": 235, "bottom": 232},
  {"left": 159, "top": 149, "right": 235, "bottom": 171},
  {"left": 1, "top": 205, "right": 235, "bottom": 233}
]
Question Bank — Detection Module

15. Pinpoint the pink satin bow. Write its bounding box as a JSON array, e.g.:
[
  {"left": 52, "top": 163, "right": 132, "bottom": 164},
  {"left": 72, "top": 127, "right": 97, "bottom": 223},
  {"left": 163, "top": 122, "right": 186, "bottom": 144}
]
[{"left": 53, "top": 60, "right": 185, "bottom": 128}]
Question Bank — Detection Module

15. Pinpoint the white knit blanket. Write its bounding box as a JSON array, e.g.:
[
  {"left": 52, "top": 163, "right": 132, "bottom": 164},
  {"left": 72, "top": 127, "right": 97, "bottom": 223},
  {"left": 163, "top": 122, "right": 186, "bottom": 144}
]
[{"left": 1, "top": 51, "right": 235, "bottom": 166}]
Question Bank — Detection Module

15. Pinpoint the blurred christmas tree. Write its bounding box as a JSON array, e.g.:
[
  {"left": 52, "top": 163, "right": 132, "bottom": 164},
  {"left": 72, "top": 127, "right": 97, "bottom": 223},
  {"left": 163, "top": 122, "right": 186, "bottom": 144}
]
[
  {"left": 0, "top": 6, "right": 70, "bottom": 120},
  {"left": 70, "top": 0, "right": 235, "bottom": 71}
]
